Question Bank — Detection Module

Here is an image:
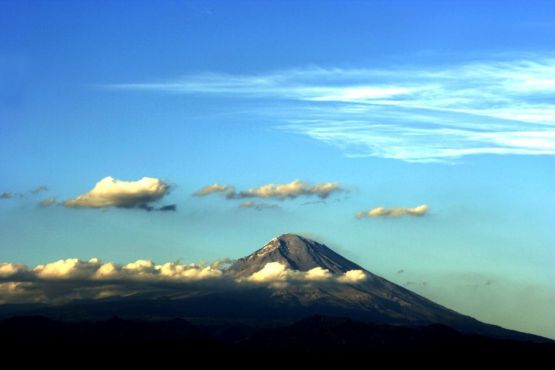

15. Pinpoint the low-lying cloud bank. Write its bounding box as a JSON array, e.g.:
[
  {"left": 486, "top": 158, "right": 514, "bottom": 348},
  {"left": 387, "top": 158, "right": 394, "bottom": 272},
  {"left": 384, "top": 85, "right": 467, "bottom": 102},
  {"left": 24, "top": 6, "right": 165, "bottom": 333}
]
[
  {"left": 63, "top": 176, "right": 172, "bottom": 210},
  {"left": 356, "top": 204, "right": 428, "bottom": 218},
  {"left": 0, "top": 259, "right": 367, "bottom": 304},
  {"left": 194, "top": 180, "right": 345, "bottom": 201}
]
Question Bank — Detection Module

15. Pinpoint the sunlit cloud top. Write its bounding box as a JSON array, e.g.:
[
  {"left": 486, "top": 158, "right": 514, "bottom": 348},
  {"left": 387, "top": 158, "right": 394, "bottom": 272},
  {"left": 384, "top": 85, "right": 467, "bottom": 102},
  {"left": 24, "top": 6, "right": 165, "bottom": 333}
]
[{"left": 64, "top": 176, "right": 170, "bottom": 209}]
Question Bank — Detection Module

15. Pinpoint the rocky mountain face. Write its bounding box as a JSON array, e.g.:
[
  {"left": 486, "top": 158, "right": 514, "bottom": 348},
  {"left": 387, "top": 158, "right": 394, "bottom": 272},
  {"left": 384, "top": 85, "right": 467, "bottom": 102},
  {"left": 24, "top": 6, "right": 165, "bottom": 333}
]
[{"left": 228, "top": 233, "right": 364, "bottom": 276}]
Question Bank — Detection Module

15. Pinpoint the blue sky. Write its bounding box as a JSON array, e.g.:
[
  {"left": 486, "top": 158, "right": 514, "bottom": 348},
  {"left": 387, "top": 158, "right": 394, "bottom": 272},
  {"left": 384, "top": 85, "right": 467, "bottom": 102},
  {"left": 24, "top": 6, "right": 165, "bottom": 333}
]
[{"left": 1, "top": 1, "right": 554, "bottom": 338}]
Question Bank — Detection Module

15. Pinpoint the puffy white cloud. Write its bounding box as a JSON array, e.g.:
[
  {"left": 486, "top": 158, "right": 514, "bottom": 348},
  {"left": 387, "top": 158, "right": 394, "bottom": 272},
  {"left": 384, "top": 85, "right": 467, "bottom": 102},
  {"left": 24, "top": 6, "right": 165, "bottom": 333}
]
[
  {"left": 95, "top": 262, "right": 118, "bottom": 279},
  {"left": 356, "top": 204, "right": 428, "bottom": 218},
  {"left": 247, "top": 262, "right": 289, "bottom": 282},
  {"left": 0, "top": 263, "right": 27, "bottom": 277},
  {"left": 245, "top": 262, "right": 365, "bottom": 285},
  {"left": 338, "top": 270, "right": 368, "bottom": 283},
  {"left": 305, "top": 267, "right": 333, "bottom": 281},
  {"left": 156, "top": 262, "right": 223, "bottom": 280},
  {"left": 64, "top": 176, "right": 170, "bottom": 209},
  {"left": 33, "top": 258, "right": 97, "bottom": 279}
]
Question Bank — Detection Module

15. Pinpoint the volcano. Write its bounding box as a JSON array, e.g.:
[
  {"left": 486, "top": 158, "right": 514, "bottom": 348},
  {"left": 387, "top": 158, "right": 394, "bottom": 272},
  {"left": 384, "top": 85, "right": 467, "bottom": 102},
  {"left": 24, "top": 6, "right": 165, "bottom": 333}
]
[
  {"left": 225, "top": 234, "right": 532, "bottom": 340},
  {"left": 0, "top": 234, "right": 547, "bottom": 344}
]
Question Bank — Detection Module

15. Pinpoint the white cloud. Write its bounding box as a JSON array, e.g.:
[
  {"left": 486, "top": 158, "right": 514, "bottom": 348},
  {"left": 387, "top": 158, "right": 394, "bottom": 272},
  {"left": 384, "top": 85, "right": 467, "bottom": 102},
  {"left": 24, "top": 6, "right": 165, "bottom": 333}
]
[
  {"left": 193, "top": 183, "right": 235, "bottom": 198},
  {"left": 64, "top": 176, "right": 170, "bottom": 209},
  {"left": 245, "top": 262, "right": 365, "bottom": 285},
  {"left": 34, "top": 258, "right": 97, "bottom": 279},
  {"left": 109, "top": 57, "right": 555, "bottom": 162},
  {"left": 195, "top": 180, "right": 345, "bottom": 201},
  {"left": 238, "top": 180, "right": 342, "bottom": 199},
  {"left": 356, "top": 204, "right": 428, "bottom": 218},
  {"left": 305, "top": 267, "right": 333, "bottom": 281},
  {"left": 247, "top": 262, "right": 289, "bottom": 282},
  {"left": 338, "top": 270, "right": 368, "bottom": 283}
]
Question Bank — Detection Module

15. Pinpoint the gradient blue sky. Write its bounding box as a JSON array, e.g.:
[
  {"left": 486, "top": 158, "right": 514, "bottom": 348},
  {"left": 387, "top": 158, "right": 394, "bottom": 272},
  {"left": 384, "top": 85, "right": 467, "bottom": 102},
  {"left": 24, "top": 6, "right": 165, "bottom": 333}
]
[{"left": 1, "top": 1, "right": 554, "bottom": 338}]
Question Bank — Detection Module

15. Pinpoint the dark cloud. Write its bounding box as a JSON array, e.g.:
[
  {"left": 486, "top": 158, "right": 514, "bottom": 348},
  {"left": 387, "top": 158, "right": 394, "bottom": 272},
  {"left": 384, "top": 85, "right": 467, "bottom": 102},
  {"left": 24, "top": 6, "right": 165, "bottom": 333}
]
[
  {"left": 31, "top": 186, "right": 48, "bottom": 195},
  {"left": 0, "top": 192, "right": 12, "bottom": 200},
  {"left": 39, "top": 197, "right": 57, "bottom": 208},
  {"left": 158, "top": 204, "right": 177, "bottom": 212},
  {"left": 138, "top": 203, "right": 177, "bottom": 212},
  {"left": 1, "top": 186, "right": 48, "bottom": 201}
]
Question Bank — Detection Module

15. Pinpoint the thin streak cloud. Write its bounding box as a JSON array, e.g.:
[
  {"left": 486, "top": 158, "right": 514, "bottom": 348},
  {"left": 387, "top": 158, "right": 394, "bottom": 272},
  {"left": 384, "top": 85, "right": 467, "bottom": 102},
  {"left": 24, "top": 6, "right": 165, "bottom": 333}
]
[
  {"left": 356, "top": 204, "right": 429, "bottom": 218},
  {"left": 108, "top": 57, "right": 555, "bottom": 162}
]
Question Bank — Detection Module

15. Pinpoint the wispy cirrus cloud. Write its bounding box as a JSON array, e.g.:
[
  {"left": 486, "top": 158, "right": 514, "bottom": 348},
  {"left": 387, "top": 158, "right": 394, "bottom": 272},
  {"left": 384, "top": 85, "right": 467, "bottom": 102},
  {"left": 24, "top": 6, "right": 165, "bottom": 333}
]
[{"left": 108, "top": 57, "right": 555, "bottom": 162}]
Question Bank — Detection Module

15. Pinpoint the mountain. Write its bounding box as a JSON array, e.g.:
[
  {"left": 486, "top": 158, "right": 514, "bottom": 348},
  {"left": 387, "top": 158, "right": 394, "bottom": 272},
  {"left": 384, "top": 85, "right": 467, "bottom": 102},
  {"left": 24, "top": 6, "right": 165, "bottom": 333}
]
[
  {"left": 228, "top": 233, "right": 364, "bottom": 276},
  {"left": 0, "top": 233, "right": 548, "bottom": 344},
  {"left": 227, "top": 234, "right": 537, "bottom": 340}
]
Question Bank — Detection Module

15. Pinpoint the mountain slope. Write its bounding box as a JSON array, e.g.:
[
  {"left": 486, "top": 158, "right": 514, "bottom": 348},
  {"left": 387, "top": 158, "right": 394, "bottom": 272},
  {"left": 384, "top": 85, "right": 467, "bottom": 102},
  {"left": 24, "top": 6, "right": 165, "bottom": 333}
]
[{"left": 227, "top": 234, "right": 540, "bottom": 341}]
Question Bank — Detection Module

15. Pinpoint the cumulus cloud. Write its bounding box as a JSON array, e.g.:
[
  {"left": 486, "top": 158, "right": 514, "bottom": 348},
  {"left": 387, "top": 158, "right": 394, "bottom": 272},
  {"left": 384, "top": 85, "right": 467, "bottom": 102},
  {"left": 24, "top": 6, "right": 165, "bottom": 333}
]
[
  {"left": 337, "top": 269, "right": 368, "bottom": 283},
  {"left": 239, "top": 201, "right": 280, "bottom": 211},
  {"left": 194, "top": 180, "right": 344, "bottom": 202},
  {"left": 244, "top": 262, "right": 365, "bottom": 285},
  {"left": 356, "top": 204, "right": 428, "bottom": 218},
  {"left": 0, "top": 263, "right": 27, "bottom": 277},
  {"left": 33, "top": 258, "right": 99, "bottom": 279},
  {"left": 64, "top": 176, "right": 170, "bottom": 209}
]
